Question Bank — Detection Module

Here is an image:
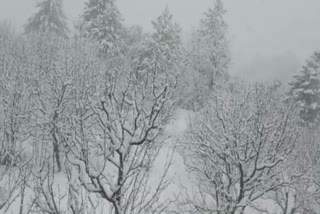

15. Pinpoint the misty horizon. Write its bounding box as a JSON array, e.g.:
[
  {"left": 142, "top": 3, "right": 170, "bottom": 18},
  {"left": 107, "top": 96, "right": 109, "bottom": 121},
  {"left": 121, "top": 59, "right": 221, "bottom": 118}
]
[{"left": 1, "top": 0, "right": 320, "bottom": 82}]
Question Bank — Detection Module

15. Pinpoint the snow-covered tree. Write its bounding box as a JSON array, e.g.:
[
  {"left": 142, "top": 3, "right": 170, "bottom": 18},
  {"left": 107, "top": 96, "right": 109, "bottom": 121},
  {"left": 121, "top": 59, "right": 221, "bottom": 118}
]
[
  {"left": 80, "top": 0, "right": 124, "bottom": 56},
  {"left": 131, "top": 7, "right": 182, "bottom": 88},
  {"left": 123, "top": 25, "right": 144, "bottom": 47},
  {"left": 181, "top": 0, "right": 229, "bottom": 110},
  {"left": 0, "top": 29, "right": 34, "bottom": 213},
  {"left": 24, "top": 0, "right": 69, "bottom": 38},
  {"left": 289, "top": 52, "right": 320, "bottom": 126},
  {"left": 151, "top": 7, "right": 182, "bottom": 71},
  {"left": 20, "top": 35, "right": 104, "bottom": 214},
  {"left": 179, "top": 84, "right": 300, "bottom": 214},
  {"left": 198, "top": 0, "right": 229, "bottom": 89},
  {"left": 26, "top": 35, "right": 68, "bottom": 173},
  {"left": 61, "top": 12, "right": 181, "bottom": 212},
  {"left": 0, "top": 28, "right": 178, "bottom": 213},
  {"left": 64, "top": 43, "right": 178, "bottom": 213},
  {"left": 270, "top": 128, "right": 320, "bottom": 214}
]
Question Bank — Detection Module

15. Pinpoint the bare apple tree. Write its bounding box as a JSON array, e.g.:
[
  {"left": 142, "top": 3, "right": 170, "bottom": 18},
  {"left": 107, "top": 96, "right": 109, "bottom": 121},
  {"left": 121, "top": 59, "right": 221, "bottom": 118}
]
[
  {"left": 271, "top": 128, "right": 320, "bottom": 214},
  {"left": 179, "top": 83, "right": 300, "bottom": 214},
  {"left": 64, "top": 44, "right": 178, "bottom": 214},
  {"left": 0, "top": 25, "right": 34, "bottom": 213},
  {"left": 28, "top": 34, "right": 72, "bottom": 173},
  {"left": 25, "top": 35, "right": 103, "bottom": 214}
]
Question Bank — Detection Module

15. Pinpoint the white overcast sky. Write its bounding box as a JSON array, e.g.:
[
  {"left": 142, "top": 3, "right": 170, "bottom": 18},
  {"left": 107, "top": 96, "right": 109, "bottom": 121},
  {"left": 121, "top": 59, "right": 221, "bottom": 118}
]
[{"left": 1, "top": 0, "right": 320, "bottom": 82}]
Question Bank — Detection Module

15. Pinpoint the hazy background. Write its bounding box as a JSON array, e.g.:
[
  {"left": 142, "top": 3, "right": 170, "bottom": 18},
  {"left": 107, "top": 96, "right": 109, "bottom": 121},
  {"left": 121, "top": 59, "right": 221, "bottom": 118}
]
[{"left": 1, "top": 0, "right": 320, "bottom": 82}]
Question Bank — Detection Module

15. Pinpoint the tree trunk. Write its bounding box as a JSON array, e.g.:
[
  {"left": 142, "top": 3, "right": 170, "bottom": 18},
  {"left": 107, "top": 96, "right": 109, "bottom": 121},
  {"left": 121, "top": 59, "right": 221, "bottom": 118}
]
[
  {"left": 114, "top": 151, "right": 124, "bottom": 214},
  {"left": 52, "top": 132, "right": 61, "bottom": 172},
  {"left": 19, "top": 181, "right": 26, "bottom": 214}
]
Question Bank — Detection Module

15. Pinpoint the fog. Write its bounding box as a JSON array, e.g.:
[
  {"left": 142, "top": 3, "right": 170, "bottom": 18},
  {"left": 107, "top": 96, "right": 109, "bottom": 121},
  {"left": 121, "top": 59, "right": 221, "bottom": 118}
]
[{"left": 1, "top": 0, "right": 320, "bottom": 82}]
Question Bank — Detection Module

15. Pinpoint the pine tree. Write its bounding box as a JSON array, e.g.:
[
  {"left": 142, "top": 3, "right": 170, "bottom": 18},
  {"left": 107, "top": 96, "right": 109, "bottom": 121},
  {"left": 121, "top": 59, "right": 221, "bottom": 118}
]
[
  {"left": 132, "top": 7, "right": 182, "bottom": 86},
  {"left": 123, "top": 25, "right": 144, "bottom": 47},
  {"left": 289, "top": 52, "right": 320, "bottom": 125},
  {"left": 25, "top": 0, "right": 68, "bottom": 38},
  {"left": 151, "top": 6, "right": 182, "bottom": 70},
  {"left": 198, "top": 0, "right": 229, "bottom": 89},
  {"left": 182, "top": 0, "right": 229, "bottom": 110},
  {"left": 81, "top": 0, "right": 124, "bottom": 56}
]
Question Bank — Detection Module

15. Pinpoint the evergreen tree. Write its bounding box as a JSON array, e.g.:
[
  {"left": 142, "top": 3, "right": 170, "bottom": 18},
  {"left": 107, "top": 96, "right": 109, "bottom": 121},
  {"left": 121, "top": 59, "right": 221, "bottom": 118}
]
[
  {"left": 182, "top": 0, "right": 229, "bottom": 110},
  {"left": 198, "top": 0, "right": 229, "bottom": 89},
  {"left": 132, "top": 7, "right": 182, "bottom": 86},
  {"left": 151, "top": 6, "right": 182, "bottom": 70},
  {"left": 289, "top": 52, "right": 320, "bottom": 125},
  {"left": 25, "top": 0, "right": 68, "bottom": 38},
  {"left": 123, "top": 25, "right": 144, "bottom": 47},
  {"left": 81, "top": 0, "right": 124, "bottom": 56}
]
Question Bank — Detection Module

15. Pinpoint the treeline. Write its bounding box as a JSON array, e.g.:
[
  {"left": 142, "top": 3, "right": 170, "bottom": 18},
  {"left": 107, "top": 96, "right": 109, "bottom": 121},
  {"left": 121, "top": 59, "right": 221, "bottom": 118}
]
[{"left": 0, "top": 0, "right": 320, "bottom": 213}]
